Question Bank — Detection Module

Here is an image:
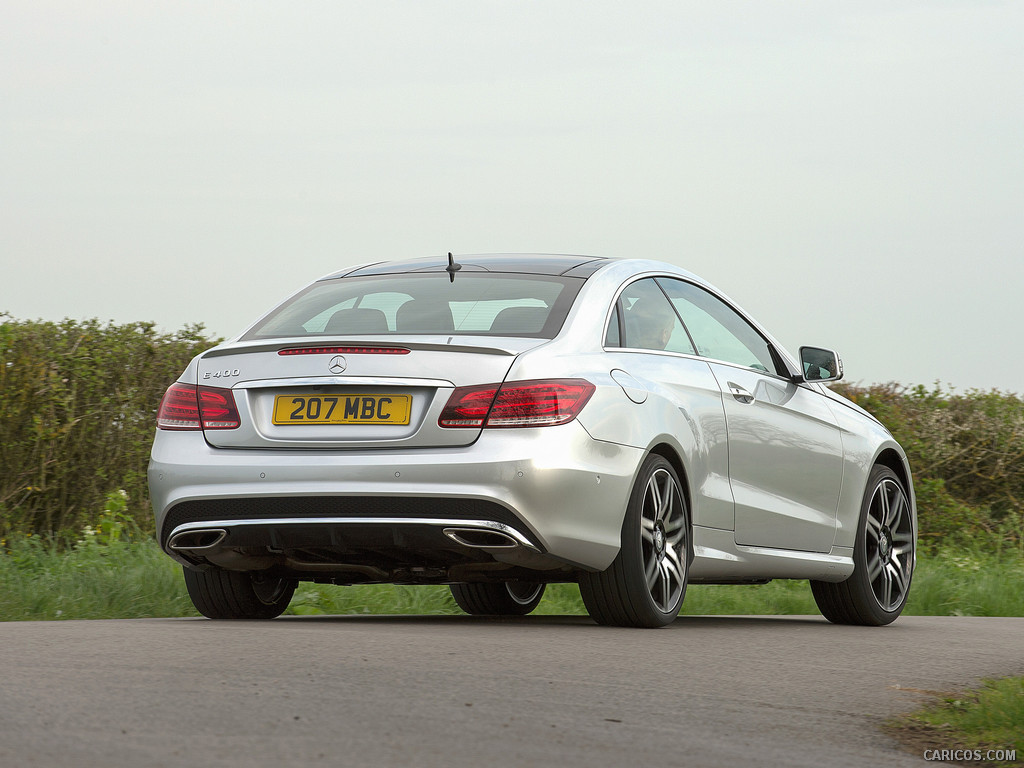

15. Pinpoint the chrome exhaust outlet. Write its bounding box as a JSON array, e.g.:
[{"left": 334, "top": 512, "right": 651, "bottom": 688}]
[
  {"left": 168, "top": 528, "right": 227, "bottom": 552},
  {"left": 443, "top": 527, "right": 520, "bottom": 549}
]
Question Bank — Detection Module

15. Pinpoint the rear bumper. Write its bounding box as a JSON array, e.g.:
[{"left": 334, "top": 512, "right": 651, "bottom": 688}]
[{"left": 148, "top": 423, "right": 643, "bottom": 573}]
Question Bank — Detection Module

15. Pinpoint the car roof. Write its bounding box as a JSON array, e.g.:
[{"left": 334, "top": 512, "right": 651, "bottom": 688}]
[{"left": 322, "top": 253, "right": 614, "bottom": 280}]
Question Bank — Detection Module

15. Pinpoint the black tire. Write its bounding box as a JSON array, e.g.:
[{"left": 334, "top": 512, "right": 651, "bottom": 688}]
[
  {"left": 183, "top": 566, "right": 296, "bottom": 620},
  {"left": 579, "top": 454, "right": 690, "bottom": 628},
  {"left": 811, "top": 465, "right": 915, "bottom": 626},
  {"left": 449, "top": 581, "right": 546, "bottom": 616}
]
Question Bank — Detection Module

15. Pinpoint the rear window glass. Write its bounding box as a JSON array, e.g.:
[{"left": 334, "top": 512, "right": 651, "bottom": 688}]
[{"left": 242, "top": 273, "right": 584, "bottom": 340}]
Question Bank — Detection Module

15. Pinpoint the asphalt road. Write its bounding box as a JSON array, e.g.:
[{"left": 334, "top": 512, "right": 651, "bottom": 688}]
[{"left": 1, "top": 614, "right": 1021, "bottom": 768}]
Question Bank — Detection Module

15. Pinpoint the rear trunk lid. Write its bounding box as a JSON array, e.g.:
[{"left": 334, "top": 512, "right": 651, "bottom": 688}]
[{"left": 196, "top": 336, "right": 538, "bottom": 449}]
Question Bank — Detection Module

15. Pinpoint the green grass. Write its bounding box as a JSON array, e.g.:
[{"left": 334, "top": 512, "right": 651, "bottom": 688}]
[
  {"left": 0, "top": 535, "right": 196, "bottom": 621},
  {"left": 288, "top": 582, "right": 462, "bottom": 617},
  {"left": 887, "top": 677, "right": 1023, "bottom": 764},
  {"left": 1, "top": 536, "right": 1022, "bottom": 621}
]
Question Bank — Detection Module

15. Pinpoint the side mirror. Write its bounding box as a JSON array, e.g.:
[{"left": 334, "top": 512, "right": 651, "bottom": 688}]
[{"left": 799, "top": 346, "right": 844, "bottom": 383}]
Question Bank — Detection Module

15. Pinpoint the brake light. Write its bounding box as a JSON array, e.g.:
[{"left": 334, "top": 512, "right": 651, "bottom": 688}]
[
  {"left": 438, "top": 385, "right": 500, "bottom": 428},
  {"left": 157, "top": 383, "right": 201, "bottom": 430},
  {"left": 157, "top": 383, "right": 240, "bottom": 430},
  {"left": 278, "top": 346, "right": 410, "bottom": 356},
  {"left": 197, "top": 386, "right": 241, "bottom": 429},
  {"left": 438, "top": 379, "right": 595, "bottom": 428}
]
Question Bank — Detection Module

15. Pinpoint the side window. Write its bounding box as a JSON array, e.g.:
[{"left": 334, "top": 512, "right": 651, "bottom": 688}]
[
  {"left": 617, "top": 279, "right": 696, "bottom": 355},
  {"left": 604, "top": 304, "right": 621, "bottom": 347},
  {"left": 657, "top": 278, "right": 777, "bottom": 373}
]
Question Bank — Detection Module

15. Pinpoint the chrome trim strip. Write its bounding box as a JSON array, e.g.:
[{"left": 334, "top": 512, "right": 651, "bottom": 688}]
[
  {"left": 232, "top": 376, "right": 455, "bottom": 390},
  {"left": 167, "top": 518, "right": 541, "bottom": 551}
]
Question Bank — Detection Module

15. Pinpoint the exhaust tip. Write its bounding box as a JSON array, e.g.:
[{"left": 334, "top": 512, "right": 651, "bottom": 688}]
[
  {"left": 168, "top": 528, "right": 227, "bottom": 552},
  {"left": 443, "top": 527, "right": 520, "bottom": 549}
]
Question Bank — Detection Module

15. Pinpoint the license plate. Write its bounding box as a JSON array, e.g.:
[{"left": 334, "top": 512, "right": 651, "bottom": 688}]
[{"left": 272, "top": 394, "right": 412, "bottom": 425}]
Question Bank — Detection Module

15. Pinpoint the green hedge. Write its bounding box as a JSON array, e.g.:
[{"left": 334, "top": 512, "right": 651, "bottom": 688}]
[
  {"left": 0, "top": 315, "right": 216, "bottom": 538},
  {"left": 1, "top": 315, "right": 1021, "bottom": 552},
  {"left": 833, "top": 382, "right": 1024, "bottom": 552}
]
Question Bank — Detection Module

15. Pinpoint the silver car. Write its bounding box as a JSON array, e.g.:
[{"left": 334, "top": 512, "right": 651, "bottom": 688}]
[{"left": 149, "top": 254, "right": 916, "bottom": 627}]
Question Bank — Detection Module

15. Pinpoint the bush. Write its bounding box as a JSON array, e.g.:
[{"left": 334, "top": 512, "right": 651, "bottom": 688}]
[
  {"left": 0, "top": 315, "right": 216, "bottom": 539},
  {"left": 834, "top": 382, "right": 1024, "bottom": 552},
  {"left": 1, "top": 313, "right": 1021, "bottom": 556}
]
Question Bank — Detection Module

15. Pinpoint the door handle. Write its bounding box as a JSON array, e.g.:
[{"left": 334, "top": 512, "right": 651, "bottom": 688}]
[{"left": 728, "top": 382, "right": 755, "bottom": 404}]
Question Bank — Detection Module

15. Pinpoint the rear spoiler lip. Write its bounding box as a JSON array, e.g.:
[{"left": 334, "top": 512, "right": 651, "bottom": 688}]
[{"left": 201, "top": 336, "right": 535, "bottom": 360}]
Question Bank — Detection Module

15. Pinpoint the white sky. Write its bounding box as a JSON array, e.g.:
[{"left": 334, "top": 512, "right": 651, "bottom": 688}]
[{"left": 2, "top": 1, "right": 1022, "bottom": 392}]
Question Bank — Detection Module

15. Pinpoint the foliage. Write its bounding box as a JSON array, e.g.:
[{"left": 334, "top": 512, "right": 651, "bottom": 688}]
[
  {"left": 834, "top": 382, "right": 1024, "bottom": 552},
  {"left": 1, "top": 313, "right": 1023, "bottom": 555},
  {"left": 0, "top": 506, "right": 196, "bottom": 622},
  {"left": 902, "top": 547, "right": 1024, "bottom": 617},
  {"left": 3, "top": 527, "right": 1022, "bottom": 621},
  {"left": 0, "top": 315, "right": 216, "bottom": 539},
  {"left": 889, "top": 677, "right": 1024, "bottom": 760}
]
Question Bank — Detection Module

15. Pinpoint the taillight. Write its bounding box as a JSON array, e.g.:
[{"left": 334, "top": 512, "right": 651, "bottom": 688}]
[
  {"left": 157, "top": 383, "right": 201, "bottom": 430},
  {"left": 438, "top": 379, "right": 595, "bottom": 429},
  {"left": 438, "top": 385, "right": 500, "bottom": 428},
  {"left": 197, "top": 386, "right": 241, "bottom": 429},
  {"left": 157, "top": 383, "right": 240, "bottom": 430}
]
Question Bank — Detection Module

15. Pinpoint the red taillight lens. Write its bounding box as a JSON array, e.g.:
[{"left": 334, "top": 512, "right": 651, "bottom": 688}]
[
  {"left": 486, "top": 380, "right": 595, "bottom": 427},
  {"left": 157, "top": 383, "right": 240, "bottom": 430},
  {"left": 157, "top": 383, "right": 201, "bottom": 430},
  {"left": 438, "top": 379, "right": 595, "bottom": 429},
  {"left": 437, "top": 385, "right": 501, "bottom": 428},
  {"left": 197, "top": 386, "right": 241, "bottom": 429}
]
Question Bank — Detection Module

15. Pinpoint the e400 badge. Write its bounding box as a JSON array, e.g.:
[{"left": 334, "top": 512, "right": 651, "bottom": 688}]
[{"left": 203, "top": 369, "right": 241, "bottom": 380}]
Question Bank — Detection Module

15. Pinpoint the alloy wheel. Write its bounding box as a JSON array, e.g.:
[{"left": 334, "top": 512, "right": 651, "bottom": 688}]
[
  {"left": 639, "top": 467, "right": 688, "bottom": 613},
  {"left": 864, "top": 477, "right": 914, "bottom": 611}
]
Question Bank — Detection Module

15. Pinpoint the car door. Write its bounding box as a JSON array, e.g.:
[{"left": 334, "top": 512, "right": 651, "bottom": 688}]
[
  {"left": 599, "top": 278, "right": 735, "bottom": 534},
  {"left": 657, "top": 278, "right": 844, "bottom": 553}
]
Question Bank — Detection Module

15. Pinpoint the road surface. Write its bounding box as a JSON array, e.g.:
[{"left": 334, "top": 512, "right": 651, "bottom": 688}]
[{"left": 1, "top": 614, "right": 1021, "bottom": 767}]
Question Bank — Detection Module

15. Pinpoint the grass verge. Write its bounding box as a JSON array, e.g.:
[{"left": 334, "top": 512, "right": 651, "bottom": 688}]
[
  {"left": 0, "top": 535, "right": 196, "bottom": 621},
  {"left": 885, "top": 677, "right": 1023, "bottom": 766},
  {"left": 1, "top": 537, "right": 1022, "bottom": 621}
]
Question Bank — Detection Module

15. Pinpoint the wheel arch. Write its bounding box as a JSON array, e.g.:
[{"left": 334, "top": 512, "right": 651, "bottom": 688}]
[
  {"left": 872, "top": 447, "right": 916, "bottom": 516},
  {"left": 874, "top": 447, "right": 908, "bottom": 484},
  {"left": 647, "top": 441, "right": 693, "bottom": 525},
  {"left": 578, "top": 442, "right": 693, "bottom": 627}
]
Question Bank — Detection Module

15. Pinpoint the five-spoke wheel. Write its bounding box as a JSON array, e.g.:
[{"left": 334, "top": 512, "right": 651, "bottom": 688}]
[
  {"left": 640, "top": 465, "right": 689, "bottom": 614},
  {"left": 580, "top": 454, "right": 690, "bottom": 628}
]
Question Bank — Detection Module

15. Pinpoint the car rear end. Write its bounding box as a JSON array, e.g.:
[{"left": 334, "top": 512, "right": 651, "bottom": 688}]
[{"left": 148, "top": 257, "right": 641, "bottom": 587}]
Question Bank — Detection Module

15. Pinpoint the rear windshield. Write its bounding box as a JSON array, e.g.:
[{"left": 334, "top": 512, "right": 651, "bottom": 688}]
[{"left": 242, "top": 273, "right": 585, "bottom": 340}]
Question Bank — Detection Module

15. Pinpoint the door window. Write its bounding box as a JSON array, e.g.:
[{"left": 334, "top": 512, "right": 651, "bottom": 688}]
[
  {"left": 657, "top": 278, "right": 777, "bottom": 373},
  {"left": 615, "top": 279, "right": 696, "bottom": 355}
]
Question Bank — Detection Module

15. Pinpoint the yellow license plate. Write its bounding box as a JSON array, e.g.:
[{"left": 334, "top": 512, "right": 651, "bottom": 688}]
[{"left": 272, "top": 394, "right": 412, "bottom": 425}]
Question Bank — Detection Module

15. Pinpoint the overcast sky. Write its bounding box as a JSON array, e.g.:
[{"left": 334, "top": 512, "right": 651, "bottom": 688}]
[{"left": 2, "top": 1, "right": 1021, "bottom": 393}]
